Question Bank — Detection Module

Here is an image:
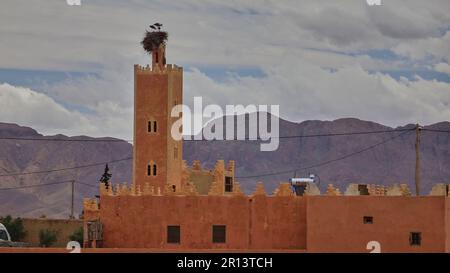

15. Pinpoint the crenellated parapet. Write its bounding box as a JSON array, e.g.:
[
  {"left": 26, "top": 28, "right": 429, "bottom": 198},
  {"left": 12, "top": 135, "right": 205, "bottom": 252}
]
[
  {"left": 227, "top": 160, "right": 235, "bottom": 173},
  {"left": 326, "top": 184, "right": 342, "bottom": 196},
  {"left": 252, "top": 182, "right": 267, "bottom": 196},
  {"left": 232, "top": 182, "right": 245, "bottom": 196},
  {"left": 96, "top": 180, "right": 445, "bottom": 198},
  {"left": 83, "top": 198, "right": 99, "bottom": 211},
  {"left": 429, "top": 184, "right": 450, "bottom": 196},
  {"left": 134, "top": 63, "right": 183, "bottom": 75},
  {"left": 386, "top": 183, "right": 412, "bottom": 196},
  {"left": 192, "top": 160, "right": 202, "bottom": 171},
  {"left": 344, "top": 183, "right": 387, "bottom": 196},
  {"left": 273, "top": 183, "right": 295, "bottom": 197}
]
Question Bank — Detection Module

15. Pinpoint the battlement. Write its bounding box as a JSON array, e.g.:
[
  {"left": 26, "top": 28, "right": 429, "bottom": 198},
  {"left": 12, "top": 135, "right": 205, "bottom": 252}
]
[
  {"left": 134, "top": 63, "right": 183, "bottom": 74},
  {"left": 96, "top": 181, "right": 428, "bottom": 198},
  {"left": 83, "top": 198, "right": 99, "bottom": 211}
]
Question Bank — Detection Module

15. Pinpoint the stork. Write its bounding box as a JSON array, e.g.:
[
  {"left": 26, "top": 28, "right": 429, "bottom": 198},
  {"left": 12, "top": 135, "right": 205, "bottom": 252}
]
[{"left": 154, "top": 22, "right": 163, "bottom": 30}]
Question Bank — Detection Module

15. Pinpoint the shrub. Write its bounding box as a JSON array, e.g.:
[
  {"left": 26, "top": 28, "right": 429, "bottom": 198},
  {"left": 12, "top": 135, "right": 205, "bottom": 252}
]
[
  {"left": 39, "top": 229, "right": 58, "bottom": 247},
  {"left": 0, "top": 215, "right": 27, "bottom": 241},
  {"left": 69, "top": 227, "right": 83, "bottom": 245}
]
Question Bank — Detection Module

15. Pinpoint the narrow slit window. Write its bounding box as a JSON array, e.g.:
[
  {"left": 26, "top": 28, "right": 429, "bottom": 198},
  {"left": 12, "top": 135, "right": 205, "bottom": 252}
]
[
  {"left": 153, "top": 164, "right": 157, "bottom": 176},
  {"left": 147, "top": 121, "right": 152, "bottom": 133},
  {"left": 225, "top": 176, "right": 233, "bottom": 192},
  {"left": 147, "top": 164, "right": 152, "bottom": 176},
  {"left": 153, "top": 121, "right": 157, "bottom": 132}
]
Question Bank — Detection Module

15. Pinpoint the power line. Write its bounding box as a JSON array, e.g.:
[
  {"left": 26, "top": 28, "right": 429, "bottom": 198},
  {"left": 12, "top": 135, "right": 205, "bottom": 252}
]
[
  {"left": 0, "top": 180, "right": 99, "bottom": 191},
  {"left": 0, "top": 128, "right": 414, "bottom": 143},
  {"left": 0, "top": 128, "right": 425, "bottom": 178},
  {"left": 0, "top": 157, "right": 132, "bottom": 177},
  {"left": 184, "top": 128, "right": 415, "bottom": 141},
  {"left": 0, "top": 180, "right": 74, "bottom": 191},
  {"left": 236, "top": 129, "right": 414, "bottom": 179}
]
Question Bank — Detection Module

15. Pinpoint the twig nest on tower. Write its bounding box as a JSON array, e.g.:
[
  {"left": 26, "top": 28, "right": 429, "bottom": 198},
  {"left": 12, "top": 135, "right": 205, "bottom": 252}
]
[{"left": 141, "top": 30, "right": 168, "bottom": 54}]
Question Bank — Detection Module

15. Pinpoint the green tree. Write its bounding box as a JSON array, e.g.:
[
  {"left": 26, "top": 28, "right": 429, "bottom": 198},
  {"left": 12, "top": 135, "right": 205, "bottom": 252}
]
[
  {"left": 0, "top": 215, "right": 27, "bottom": 241},
  {"left": 99, "top": 164, "right": 112, "bottom": 189},
  {"left": 69, "top": 227, "right": 83, "bottom": 245},
  {"left": 39, "top": 229, "right": 58, "bottom": 247}
]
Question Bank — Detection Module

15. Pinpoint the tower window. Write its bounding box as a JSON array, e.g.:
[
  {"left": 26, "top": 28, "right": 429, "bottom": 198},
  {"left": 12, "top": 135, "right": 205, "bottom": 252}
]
[
  {"left": 212, "top": 225, "right": 226, "bottom": 243},
  {"left": 153, "top": 121, "right": 157, "bottom": 132},
  {"left": 147, "top": 164, "right": 152, "bottom": 176},
  {"left": 147, "top": 121, "right": 152, "bottom": 133},
  {"left": 225, "top": 176, "right": 233, "bottom": 192},
  {"left": 153, "top": 164, "right": 157, "bottom": 176},
  {"left": 167, "top": 225, "right": 180, "bottom": 244},
  {"left": 410, "top": 232, "right": 421, "bottom": 246},
  {"left": 363, "top": 216, "right": 373, "bottom": 224},
  {"left": 155, "top": 52, "right": 159, "bottom": 63}
]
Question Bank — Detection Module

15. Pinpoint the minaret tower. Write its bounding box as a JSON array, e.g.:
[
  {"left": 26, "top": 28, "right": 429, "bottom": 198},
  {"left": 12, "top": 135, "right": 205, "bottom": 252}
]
[{"left": 133, "top": 27, "right": 183, "bottom": 192}]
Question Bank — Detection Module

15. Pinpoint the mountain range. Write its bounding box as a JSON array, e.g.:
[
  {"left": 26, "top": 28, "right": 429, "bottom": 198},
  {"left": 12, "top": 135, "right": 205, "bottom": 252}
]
[{"left": 1, "top": 116, "right": 449, "bottom": 218}]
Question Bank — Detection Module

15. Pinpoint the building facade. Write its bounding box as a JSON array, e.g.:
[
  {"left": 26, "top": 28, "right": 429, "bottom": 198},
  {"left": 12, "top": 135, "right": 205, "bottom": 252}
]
[{"left": 83, "top": 40, "right": 450, "bottom": 253}]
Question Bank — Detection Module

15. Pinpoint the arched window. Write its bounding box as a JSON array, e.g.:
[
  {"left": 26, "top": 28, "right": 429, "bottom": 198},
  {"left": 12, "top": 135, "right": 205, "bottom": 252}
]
[
  {"left": 147, "top": 163, "right": 152, "bottom": 176},
  {"left": 147, "top": 121, "right": 152, "bottom": 133},
  {"left": 153, "top": 164, "right": 157, "bottom": 176}
]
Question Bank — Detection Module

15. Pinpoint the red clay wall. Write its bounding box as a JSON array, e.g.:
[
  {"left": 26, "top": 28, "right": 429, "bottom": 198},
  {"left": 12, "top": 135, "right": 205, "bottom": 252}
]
[
  {"left": 99, "top": 195, "right": 307, "bottom": 250},
  {"left": 250, "top": 196, "right": 306, "bottom": 249},
  {"left": 96, "top": 195, "right": 447, "bottom": 252},
  {"left": 306, "top": 196, "right": 446, "bottom": 253}
]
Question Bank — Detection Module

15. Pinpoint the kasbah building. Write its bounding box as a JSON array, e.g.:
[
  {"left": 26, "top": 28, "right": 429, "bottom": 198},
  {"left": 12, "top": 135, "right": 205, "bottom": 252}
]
[{"left": 83, "top": 32, "right": 450, "bottom": 253}]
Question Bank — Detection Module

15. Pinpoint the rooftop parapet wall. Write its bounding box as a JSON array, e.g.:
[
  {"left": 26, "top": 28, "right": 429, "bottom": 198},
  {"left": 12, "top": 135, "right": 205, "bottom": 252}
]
[
  {"left": 95, "top": 181, "right": 440, "bottom": 198},
  {"left": 83, "top": 198, "right": 99, "bottom": 211},
  {"left": 134, "top": 63, "right": 182, "bottom": 75},
  {"left": 430, "top": 184, "right": 450, "bottom": 196}
]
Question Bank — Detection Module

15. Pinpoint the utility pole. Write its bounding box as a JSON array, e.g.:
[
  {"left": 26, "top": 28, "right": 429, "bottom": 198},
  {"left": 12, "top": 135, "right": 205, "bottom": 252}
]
[
  {"left": 70, "top": 180, "right": 75, "bottom": 219},
  {"left": 415, "top": 124, "right": 422, "bottom": 196}
]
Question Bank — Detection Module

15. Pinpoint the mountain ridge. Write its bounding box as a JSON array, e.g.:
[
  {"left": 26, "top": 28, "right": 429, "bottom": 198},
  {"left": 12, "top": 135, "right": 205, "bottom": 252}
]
[{"left": 1, "top": 116, "right": 449, "bottom": 218}]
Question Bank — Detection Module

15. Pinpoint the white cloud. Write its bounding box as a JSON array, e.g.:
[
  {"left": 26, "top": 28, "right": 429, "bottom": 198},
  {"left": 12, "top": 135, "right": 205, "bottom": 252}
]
[
  {"left": 434, "top": 62, "right": 450, "bottom": 76},
  {"left": 0, "top": 83, "right": 133, "bottom": 140},
  {"left": 0, "top": 83, "right": 92, "bottom": 133},
  {"left": 393, "top": 31, "right": 450, "bottom": 62},
  {"left": 0, "top": 0, "right": 449, "bottom": 139},
  {"left": 184, "top": 54, "right": 450, "bottom": 127}
]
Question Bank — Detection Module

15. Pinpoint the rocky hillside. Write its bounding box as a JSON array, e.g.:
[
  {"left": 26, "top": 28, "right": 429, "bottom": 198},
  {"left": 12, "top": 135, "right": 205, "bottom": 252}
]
[{"left": 1, "top": 116, "right": 449, "bottom": 218}]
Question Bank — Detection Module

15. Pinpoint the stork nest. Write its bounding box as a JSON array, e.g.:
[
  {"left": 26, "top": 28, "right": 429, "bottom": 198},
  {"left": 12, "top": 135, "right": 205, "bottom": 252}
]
[{"left": 141, "top": 31, "right": 168, "bottom": 53}]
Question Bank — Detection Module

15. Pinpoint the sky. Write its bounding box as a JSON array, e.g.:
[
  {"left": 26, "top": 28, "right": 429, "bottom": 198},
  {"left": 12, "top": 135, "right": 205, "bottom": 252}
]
[{"left": 0, "top": 0, "right": 449, "bottom": 140}]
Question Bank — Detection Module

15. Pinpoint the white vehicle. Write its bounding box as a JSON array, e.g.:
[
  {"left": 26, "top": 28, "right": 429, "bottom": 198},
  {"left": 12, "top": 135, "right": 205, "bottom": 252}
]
[{"left": 0, "top": 223, "right": 12, "bottom": 244}]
